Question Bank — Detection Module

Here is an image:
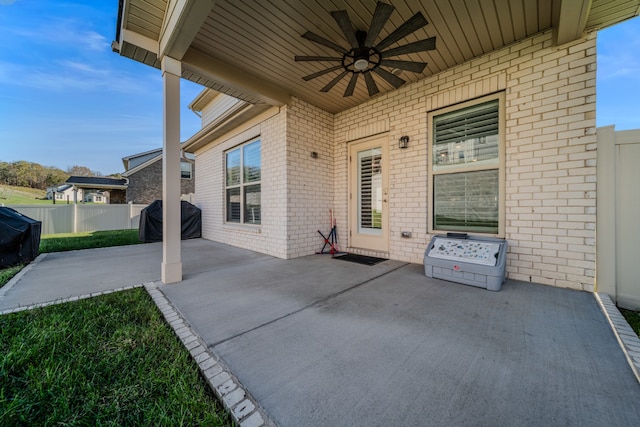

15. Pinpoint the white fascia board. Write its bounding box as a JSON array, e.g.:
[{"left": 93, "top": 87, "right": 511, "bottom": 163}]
[
  {"left": 554, "top": 0, "right": 592, "bottom": 45},
  {"left": 121, "top": 28, "right": 159, "bottom": 55},
  {"left": 159, "top": 0, "right": 215, "bottom": 60},
  {"left": 188, "top": 88, "right": 220, "bottom": 112}
]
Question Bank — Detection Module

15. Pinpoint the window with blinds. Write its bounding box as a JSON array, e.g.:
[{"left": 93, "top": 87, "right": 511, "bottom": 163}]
[
  {"left": 225, "top": 139, "right": 261, "bottom": 224},
  {"left": 433, "top": 100, "right": 499, "bottom": 171},
  {"left": 430, "top": 96, "right": 502, "bottom": 234}
]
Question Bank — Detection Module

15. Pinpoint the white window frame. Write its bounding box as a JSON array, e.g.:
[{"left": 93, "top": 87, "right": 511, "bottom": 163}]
[
  {"left": 427, "top": 92, "right": 506, "bottom": 237},
  {"left": 180, "top": 161, "right": 192, "bottom": 179},
  {"left": 224, "top": 138, "right": 261, "bottom": 225}
]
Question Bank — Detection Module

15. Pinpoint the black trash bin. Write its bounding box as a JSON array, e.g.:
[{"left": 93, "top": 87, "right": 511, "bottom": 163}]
[
  {"left": 0, "top": 207, "right": 42, "bottom": 268},
  {"left": 138, "top": 200, "right": 202, "bottom": 243}
]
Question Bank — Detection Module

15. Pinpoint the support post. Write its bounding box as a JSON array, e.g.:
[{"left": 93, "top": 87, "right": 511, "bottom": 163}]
[
  {"left": 72, "top": 203, "right": 77, "bottom": 234},
  {"left": 596, "top": 125, "right": 616, "bottom": 298},
  {"left": 161, "top": 56, "right": 183, "bottom": 284}
]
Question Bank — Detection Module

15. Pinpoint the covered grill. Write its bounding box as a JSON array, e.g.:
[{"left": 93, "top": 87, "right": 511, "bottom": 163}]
[{"left": 0, "top": 207, "right": 42, "bottom": 268}]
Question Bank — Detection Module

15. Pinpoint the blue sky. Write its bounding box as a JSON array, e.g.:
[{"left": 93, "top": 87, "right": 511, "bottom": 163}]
[{"left": 1, "top": 1, "right": 639, "bottom": 175}]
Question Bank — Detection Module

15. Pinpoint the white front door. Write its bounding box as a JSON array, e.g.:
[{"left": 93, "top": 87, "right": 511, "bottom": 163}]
[{"left": 348, "top": 135, "right": 389, "bottom": 252}]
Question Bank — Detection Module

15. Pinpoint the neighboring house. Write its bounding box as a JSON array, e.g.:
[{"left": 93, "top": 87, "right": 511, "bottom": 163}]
[
  {"left": 83, "top": 191, "right": 108, "bottom": 204},
  {"left": 65, "top": 176, "right": 128, "bottom": 204},
  {"left": 46, "top": 184, "right": 79, "bottom": 203},
  {"left": 113, "top": 0, "right": 640, "bottom": 302},
  {"left": 122, "top": 148, "right": 195, "bottom": 204}
]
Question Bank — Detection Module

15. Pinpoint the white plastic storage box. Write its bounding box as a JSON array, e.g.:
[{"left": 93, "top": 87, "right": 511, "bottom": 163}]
[{"left": 424, "top": 234, "right": 508, "bottom": 291}]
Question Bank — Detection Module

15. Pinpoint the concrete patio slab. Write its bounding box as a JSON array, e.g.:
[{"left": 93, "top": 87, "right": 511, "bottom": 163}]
[
  {"left": 159, "top": 253, "right": 406, "bottom": 347},
  {"left": 2, "top": 239, "right": 639, "bottom": 426},
  {"left": 0, "top": 239, "right": 272, "bottom": 310},
  {"left": 165, "top": 260, "right": 640, "bottom": 426}
]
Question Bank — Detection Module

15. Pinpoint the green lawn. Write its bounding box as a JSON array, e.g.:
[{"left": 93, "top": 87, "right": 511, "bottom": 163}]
[
  {"left": 0, "top": 185, "right": 49, "bottom": 205},
  {"left": 40, "top": 229, "right": 141, "bottom": 253},
  {"left": 0, "top": 288, "right": 231, "bottom": 426},
  {"left": 0, "top": 265, "right": 23, "bottom": 289},
  {"left": 621, "top": 309, "right": 640, "bottom": 337}
]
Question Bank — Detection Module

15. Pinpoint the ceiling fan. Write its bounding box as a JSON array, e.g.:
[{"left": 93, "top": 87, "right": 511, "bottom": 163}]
[{"left": 294, "top": 2, "right": 437, "bottom": 97}]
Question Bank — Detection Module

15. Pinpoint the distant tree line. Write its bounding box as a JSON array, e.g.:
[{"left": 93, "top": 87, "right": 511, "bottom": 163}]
[{"left": 0, "top": 161, "right": 114, "bottom": 190}]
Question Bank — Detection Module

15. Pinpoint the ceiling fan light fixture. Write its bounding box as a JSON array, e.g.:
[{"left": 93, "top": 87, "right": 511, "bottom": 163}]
[
  {"left": 354, "top": 58, "right": 369, "bottom": 71},
  {"left": 295, "top": 1, "right": 437, "bottom": 97}
]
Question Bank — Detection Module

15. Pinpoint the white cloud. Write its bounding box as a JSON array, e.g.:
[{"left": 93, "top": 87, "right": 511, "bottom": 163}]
[
  {"left": 2, "top": 18, "right": 109, "bottom": 53},
  {"left": 0, "top": 57, "right": 161, "bottom": 95}
]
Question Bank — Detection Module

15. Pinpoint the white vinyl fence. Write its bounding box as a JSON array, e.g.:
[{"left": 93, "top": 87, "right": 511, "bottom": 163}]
[
  {"left": 597, "top": 126, "right": 640, "bottom": 310},
  {"left": 7, "top": 204, "right": 147, "bottom": 235}
]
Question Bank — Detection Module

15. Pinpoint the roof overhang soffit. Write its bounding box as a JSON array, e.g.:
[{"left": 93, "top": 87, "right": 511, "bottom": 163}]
[
  {"left": 181, "top": 48, "right": 290, "bottom": 107},
  {"left": 554, "top": 0, "right": 593, "bottom": 45}
]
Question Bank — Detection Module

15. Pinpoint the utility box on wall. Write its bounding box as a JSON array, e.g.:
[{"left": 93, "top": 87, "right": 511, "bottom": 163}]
[{"left": 424, "top": 234, "right": 508, "bottom": 291}]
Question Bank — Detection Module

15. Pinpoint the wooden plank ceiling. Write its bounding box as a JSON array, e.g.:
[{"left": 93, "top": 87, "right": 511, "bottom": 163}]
[{"left": 117, "top": 0, "right": 640, "bottom": 114}]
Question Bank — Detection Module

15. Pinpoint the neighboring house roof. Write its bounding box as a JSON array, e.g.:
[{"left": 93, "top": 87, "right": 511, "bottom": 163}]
[
  {"left": 65, "top": 176, "right": 128, "bottom": 189},
  {"left": 122, "top": 148, "right": 162, "bottom": 178},
  {"left": 122, "top": 149, "right": 195, "bottom": 177},
  {"left": 46, "top": 184, "right": 72, "bottom": 193},
  {"left": 122, "top": 147, "right": 162, "bottom": 171}
]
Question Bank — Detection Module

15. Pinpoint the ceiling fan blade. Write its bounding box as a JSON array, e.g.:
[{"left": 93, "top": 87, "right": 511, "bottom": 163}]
[
  {"left": 302, "top": 31, "right": 347, "bottom": 54},
  {"left": 302, "top": 65, "right": 344, "bottom": 81},
  {"left": 373, "top": 67, "right": 406, "bottom": 89},
  {"left": 344, "top": 73, "right": 359, "bottom": 97},
  {"left": 321, "top": 70, "right": 350, "bottom": 92},
  {"left": 363, "top": 71, "right": 380, "bottom": 96},
  {"left": 295, "top": 56, "right": 343, "bottom": 62},
  {"left": 375, "top": 12, "right": 428, "bottom": 51},
  {"left": 331, "top": 10, "right": 359, "bottom": 49},
  {"left": 381, "top": 37, "right": 437, "bottom": 57},
  {"left": 380, "top": 59, "right": 427, "bottom": 73},
  {"left": 364, "top": 2, "right": 395, "bottom": 47}
]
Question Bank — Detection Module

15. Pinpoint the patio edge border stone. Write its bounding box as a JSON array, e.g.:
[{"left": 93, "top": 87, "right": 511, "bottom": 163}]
[
  {"left": 144, "top": 281, "right": 275, "bottom": 427},
  {"left": 0, "top": 280, "right": 143, "bottom": 315},
  {"left": 595, "top": 292, "right": 640, "bottom": 384}
]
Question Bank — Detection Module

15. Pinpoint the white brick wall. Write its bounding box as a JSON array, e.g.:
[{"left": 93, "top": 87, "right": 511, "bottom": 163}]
[
  {"left": 334, "top": 29, "right": 596, "bottom": 291},
  {"left": 194, "top": 100, "right": 334, "bottom": 260},
  {"left": 195, "top": 108, "right": 289, "bottom": 258},
  {"left": 285, "top": 98, "right": 335, "bottom": 258}
]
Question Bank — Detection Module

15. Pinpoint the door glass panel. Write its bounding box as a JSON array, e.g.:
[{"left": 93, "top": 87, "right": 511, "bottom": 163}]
[{"left": 358, "top": 147, "right": 382, "bottom": 235}]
